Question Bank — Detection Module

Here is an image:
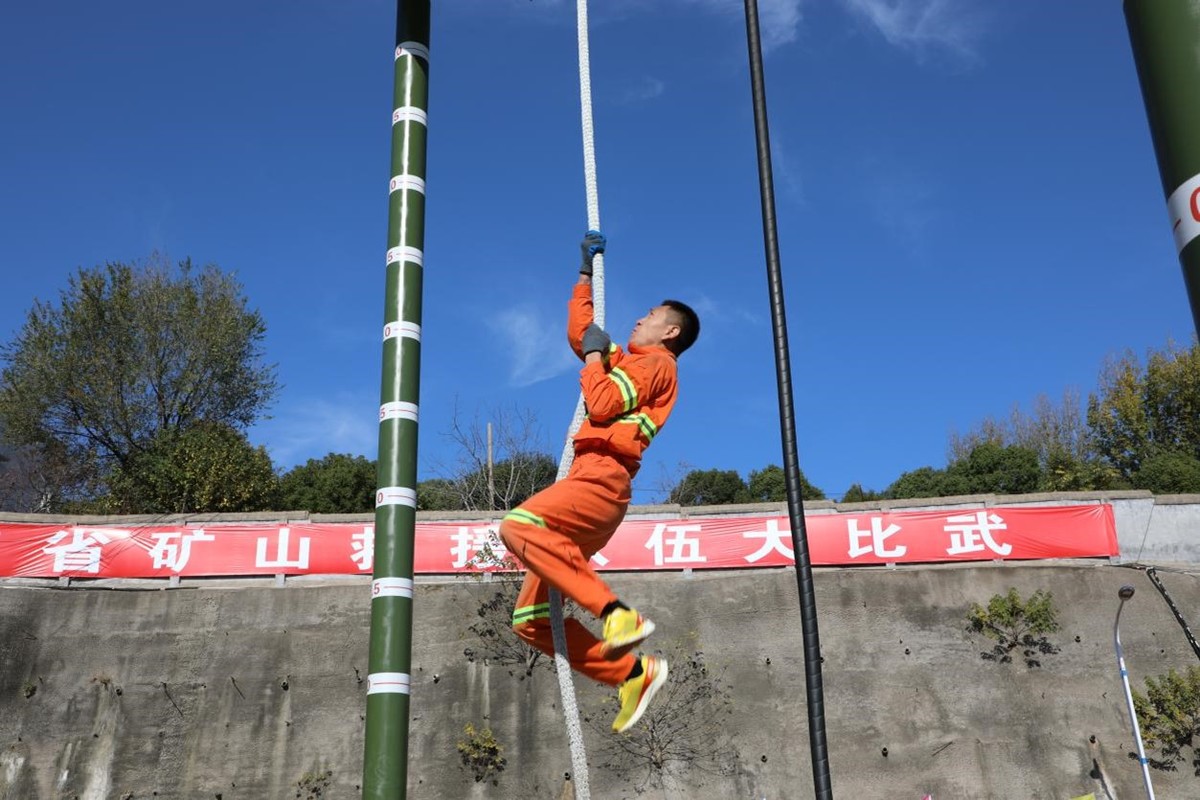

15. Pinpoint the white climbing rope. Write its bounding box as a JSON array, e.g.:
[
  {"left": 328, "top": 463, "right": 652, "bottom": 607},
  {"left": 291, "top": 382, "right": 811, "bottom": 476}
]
[{"left": 547, "top": 1, "right": 605, "bottom": 798}]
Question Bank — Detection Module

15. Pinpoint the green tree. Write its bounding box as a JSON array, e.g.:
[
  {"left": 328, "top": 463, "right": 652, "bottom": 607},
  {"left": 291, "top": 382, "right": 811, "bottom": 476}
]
[
  {"left": 946, "top": 442, "right": 1041, "bottom": 495},
  {"left": 0, "top": 257, "right": 277, "bottom": 487},
  {"left": 103, "top": 421, "right": 278, "bottom": 513},
  {"left": 417, "top": 477, "right": 465, "bottom": 511},
  {"left": 888, "top": 444, "right": 1043, "bottom": 499},
  {"left": 886, "top": 466, "right": 948, "bottom": 499},
  {"left": 950, "top": 390, "right": 1091, "bottom": 468},
  {"left": 1132, "top": 449, "right": 1200, "bottom": 494},
  {"left": 279, "top": 453, "right": 377, "bottom": 513},
  {"left": 745, "top": 463, "right": 825, "bottom": 501},
  {"left": 949, "top": 389, "right": 1126, "bottom": 492},
  {"left": 840, "top": 483, "right": 885, "bottom": 503},
  {"left": 1133, "top": 665, "right": 1200, "bottom": 773},
  {"left": 1088, "top": 340, "right": 1200, "bottom": 481},
  {"left": 667, "top": 469, "right": 748, "bottom": 506},
  {"left": 1040, "top": 448, "right": 1128, "bottom": 492}
]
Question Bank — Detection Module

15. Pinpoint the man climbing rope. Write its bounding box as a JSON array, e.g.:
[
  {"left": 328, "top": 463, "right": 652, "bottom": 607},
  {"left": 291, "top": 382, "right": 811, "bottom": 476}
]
[{"left": 499, "top": 230, "right": 700, "bottom": 734}]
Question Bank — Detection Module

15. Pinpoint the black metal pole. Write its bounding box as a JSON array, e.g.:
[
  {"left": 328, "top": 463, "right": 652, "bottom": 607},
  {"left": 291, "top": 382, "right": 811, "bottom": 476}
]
[{"left": 742, "top": 1, "right": 832, "bottom": 797}]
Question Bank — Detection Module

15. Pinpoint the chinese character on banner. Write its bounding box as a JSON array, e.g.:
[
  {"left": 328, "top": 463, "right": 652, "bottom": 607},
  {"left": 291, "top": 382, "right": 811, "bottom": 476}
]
[
  {"left": 945, "top": 511, "right": 1012, "bottom": 557},
  {"left": 255, "top": 527, "right": 311, "bottom": 569},
  {"left": 743, "top": 518, "right": 793, "bottom": 563},
  {"left": 847, "top": 518, "right": 907, "bottom": 560},
  {"left": 148, "top": 529, "right": 215, "bottom": 572},
  {"left": 645, "top": 523, "right": 707, "bottom": 567},
  {"left": 42, "top": 527, "right": 125, "bottom": 574},
  {"left": 449, "top": 526, "right": 507, "bottom": 569},
  {"left": 350, "top": 527, "right": 374, "bottom": 572}
]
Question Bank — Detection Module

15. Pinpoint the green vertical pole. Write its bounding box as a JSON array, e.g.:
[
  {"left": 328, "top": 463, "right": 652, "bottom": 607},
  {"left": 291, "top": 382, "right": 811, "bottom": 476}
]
[
  {"left": 363, "top": 2, "right": 430, "bottom": 798},
  {"left": 1125, "top": 0, "right": 1200, "bottom": 336}
]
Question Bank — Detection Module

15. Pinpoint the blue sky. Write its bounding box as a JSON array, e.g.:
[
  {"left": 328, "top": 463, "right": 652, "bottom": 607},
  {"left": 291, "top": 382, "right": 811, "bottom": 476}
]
[{"left": 1, "top": 0, "right": 1193, "bottom": 504}]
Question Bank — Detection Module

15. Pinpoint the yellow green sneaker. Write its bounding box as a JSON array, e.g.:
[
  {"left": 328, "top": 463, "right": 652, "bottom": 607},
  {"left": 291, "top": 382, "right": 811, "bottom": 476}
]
[
  {"left": 600, "top": 606, "right": 655, "bottom": 660},
  {"left": 612, "top": 656, "right": 668, "bottom": 733}
]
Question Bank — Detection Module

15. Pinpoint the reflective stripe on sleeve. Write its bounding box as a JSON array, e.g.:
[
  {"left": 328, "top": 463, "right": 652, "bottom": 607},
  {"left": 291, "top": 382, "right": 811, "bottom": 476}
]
[
  {"left": 608, "top": 367, "right": 638, "bottom": 413},
  {"left": 617, "top": 412, "right": 659, "bottom": 442}
]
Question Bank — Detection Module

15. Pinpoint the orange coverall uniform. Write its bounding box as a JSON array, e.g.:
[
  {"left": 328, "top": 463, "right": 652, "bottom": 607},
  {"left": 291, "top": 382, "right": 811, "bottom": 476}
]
[{"left": 498, "top": 284, "right": 679, "bottom": 686}]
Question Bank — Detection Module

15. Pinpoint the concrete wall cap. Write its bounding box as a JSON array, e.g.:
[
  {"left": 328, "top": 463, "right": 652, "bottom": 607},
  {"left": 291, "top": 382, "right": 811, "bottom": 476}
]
[{"left": 0, "top": 490, "right": 1171, "bottom": 528}]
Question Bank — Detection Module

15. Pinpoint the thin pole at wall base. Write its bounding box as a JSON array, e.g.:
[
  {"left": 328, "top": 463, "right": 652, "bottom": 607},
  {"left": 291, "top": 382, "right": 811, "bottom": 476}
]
[
  {"left": 741, "top": 1, "right": 832, "bottom": 798},
  {"left": 1114, "top": 585, "right": 1156, "bottom": 800},
  {"left": 487, "top": 422, "right": 495, "bottom": 510},
  {"left": 1125, "top": 0, "right": 1200, "bottom": 338},
  {"left": 363, "top": 2, "right": 430, "bottom": 798}
]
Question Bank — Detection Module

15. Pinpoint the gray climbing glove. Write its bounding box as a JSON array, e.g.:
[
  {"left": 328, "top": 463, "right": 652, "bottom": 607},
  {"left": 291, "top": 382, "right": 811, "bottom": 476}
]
[
  {"left": 581, "top": 323, "right": 611, "bottom": 357},
  {"left": 579, "top": 230, "right": 606, "bottom": 276}
]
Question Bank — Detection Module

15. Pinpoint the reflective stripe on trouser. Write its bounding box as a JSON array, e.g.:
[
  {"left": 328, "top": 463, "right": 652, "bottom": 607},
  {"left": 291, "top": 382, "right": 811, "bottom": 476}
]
[{"left": 499, "top": 451, "right": 636, "bottom": 687}]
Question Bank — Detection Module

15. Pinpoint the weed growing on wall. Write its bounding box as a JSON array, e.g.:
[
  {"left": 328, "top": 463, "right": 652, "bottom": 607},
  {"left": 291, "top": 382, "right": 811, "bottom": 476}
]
[
  {"left": 1133, "top": 666, "right": 1200, "bottom": 775},
  {"left": 295, "top": 769, "right": 333, "bottom": 798},
  {"left": 967, "top": 587, "right": 1061, "bottom": 667},
  {"left": 457, "top": 723, "right": 507, "bottom": 784}
]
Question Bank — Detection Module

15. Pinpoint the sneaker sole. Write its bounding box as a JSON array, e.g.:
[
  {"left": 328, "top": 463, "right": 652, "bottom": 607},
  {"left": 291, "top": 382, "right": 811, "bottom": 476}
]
[
  {"left": 613, "top": 659, "right": 668, "bottom": 734},
  {"left": 600, "top": 619, "right": 655, "bottom": 661}
]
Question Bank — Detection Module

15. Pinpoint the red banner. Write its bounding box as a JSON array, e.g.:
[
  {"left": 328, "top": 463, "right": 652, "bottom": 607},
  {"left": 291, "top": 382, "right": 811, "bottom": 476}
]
[{"left": 0, "top": 505, "right": 1117, "bottom": 579}]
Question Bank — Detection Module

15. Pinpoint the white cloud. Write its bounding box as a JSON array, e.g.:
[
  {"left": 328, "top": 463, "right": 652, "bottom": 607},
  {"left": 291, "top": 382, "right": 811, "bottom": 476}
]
[
  {"left": 254, "top": 394, "right": 378, "bottom": 468},
  {"left": 861, "top": 163, "right": 940, "bottom": 255},
  {"left": 620, "top": 76, "right": 667, "bottom": 104},
  {"left": 458, "top": 0, "right": 806, "bottom": 53},
  {"left": 679, "top": 0, "right": 805, "bottom": 51},
  {"left": 690, "top": 293, "right": 763, "bottom": 326},
  {"left": 488, "top": 305, "right": 579, "bottom": 387},
  {"left": 770, "top": 136, "right": 804, "bottom": 205},
  {"left": 839, "top": 0, "right": 985, "bottom": 59},
  {"left": 757, "top": 0, "right": 805, "bottom": 50}
]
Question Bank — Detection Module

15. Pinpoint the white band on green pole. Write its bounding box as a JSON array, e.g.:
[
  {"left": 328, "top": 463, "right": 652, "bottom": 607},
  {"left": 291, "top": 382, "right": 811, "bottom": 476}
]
[
  {"left": 390, "top": 175, "right": 427, "bottom": 195},
  {"left": 392, "top": 107, "right": 428, "bottom": 126},
  {"left": 367, "top": 672, "right": 411, "bottom": 695},
  {"left": 395, "top": 41, "right": 429, "bottom": 61},
  {"left": 380, "top": 401, "right": 419, "bottom": 423},
  {"left": 375, "top": 487, "right": 417, "bottom": 508},
  {"left": 383, "top": 321, "right": 421, "bottom": 342},
  {"left": 373, "top": 578, "right": 414, "bottom": 599},
  {"left": 386, "top": 246, "right": 423, "bottom": 267}
]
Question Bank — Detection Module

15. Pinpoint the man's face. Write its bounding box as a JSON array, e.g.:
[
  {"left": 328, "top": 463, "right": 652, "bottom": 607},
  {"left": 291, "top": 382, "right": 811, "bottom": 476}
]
[{"left": 628, "top": 305, "right": 680, "bottom": 349}]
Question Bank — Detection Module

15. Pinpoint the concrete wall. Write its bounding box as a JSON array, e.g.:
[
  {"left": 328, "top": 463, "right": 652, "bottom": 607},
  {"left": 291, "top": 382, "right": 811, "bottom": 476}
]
[{"left": 2, "top": 494, "right": 1200, "bottom": 799}]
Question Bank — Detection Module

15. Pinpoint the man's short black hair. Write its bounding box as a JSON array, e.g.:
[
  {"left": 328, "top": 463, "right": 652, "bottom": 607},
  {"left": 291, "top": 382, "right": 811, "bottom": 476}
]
[{"left": 661, "top": 299, "right": 700, "bottom": 356}]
